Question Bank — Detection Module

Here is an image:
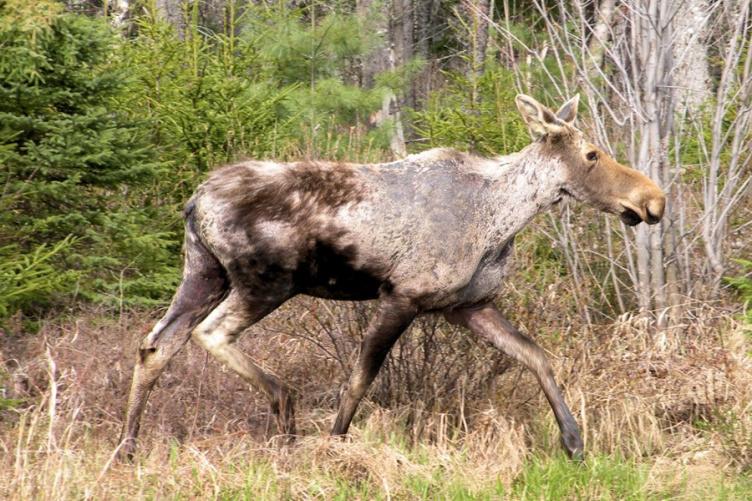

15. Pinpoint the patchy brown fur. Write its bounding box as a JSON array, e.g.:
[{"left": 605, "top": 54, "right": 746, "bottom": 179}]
[{"left": 200, "top": 161, "right": 367, "bottom": 227}]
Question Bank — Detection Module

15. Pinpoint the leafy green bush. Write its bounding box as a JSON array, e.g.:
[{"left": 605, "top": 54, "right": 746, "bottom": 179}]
[
  {"left": 409, "top": 64, "right": 530, "bottom": 155},
  {"left": 241, "top": 5, "right": 396, "bottom": 160},
  {"left": 0, "top": 237, "right": 77, "bottom": 318},
  {"left": 120, "top": 5, "right": 396, "bottom": 170},
  {"left": 0, "top": 1, "right": 173, "bottom": 314},
  {"left": 0, "top": 6, "right": 159, "bottom": 239},
  {"left": 74, "top": 211, "right": 182, "bottom": 307},
  {"left": 118, "top": 11, "right": 296, "bottom": 174}
]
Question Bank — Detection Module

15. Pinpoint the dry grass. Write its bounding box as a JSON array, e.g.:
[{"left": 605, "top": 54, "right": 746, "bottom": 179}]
[
  {"left": 0, "top": 408, "right": 527, "bottom": 499},
  {"left": 1, "top": 297, "right": 751, "bottom": 499}
]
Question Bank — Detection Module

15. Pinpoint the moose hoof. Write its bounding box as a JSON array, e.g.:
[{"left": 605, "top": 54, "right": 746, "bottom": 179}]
[
  {"left": 116, "top": 438, "right": 137, "bottom": 464},
  {"left": 329, "top": 430, "right": 353, "bottom": 442},
  {"left": 269, "top": 433, "right": 297, "bottom": 449},
  {"left": 561, "top": 432, "right": 584, "bottom": 462}
]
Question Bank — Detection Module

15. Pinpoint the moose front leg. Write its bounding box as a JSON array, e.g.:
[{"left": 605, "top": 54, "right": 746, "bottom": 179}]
[
  {"left": 331, "top": 296, "right": 417, "bottom": 436},
  {"left": 446, "top": 303, "right": 583, "bottom": 459}
]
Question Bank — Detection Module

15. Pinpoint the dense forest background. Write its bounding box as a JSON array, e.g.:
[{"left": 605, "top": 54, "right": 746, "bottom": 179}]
[
  {"left": 1, "top": 0, "right": 752, "bottom": 498},
  {"left": 2, "top": 0, "right": 751, "bottom": 322}
]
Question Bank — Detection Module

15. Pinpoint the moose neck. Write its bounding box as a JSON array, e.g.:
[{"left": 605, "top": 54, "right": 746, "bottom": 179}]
[{"left": 487, "top": 141, "right": 566, "bottom": 239}]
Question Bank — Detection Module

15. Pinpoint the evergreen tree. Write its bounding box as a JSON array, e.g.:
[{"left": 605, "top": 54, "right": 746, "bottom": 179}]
[
  {"left": 0, "top": 1, "right": 157, "bottom": 243},
  {"left": 0, "top": 1, "right": 169, "bottom": 315}
]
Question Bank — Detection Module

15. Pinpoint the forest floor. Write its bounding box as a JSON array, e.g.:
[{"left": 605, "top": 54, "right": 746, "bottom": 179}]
[{"left": 1, "top": 303, "right": 751, "bottom": 500}]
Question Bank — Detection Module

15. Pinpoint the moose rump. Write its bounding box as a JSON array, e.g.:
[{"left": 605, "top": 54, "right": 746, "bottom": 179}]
[{"left": 191, "top": 160, "right": 395, "bottom": 301}]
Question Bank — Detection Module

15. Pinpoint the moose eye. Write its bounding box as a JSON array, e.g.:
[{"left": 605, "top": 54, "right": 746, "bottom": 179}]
[{"left": 586, "top": 151, "right": 598, "bottom": 162}]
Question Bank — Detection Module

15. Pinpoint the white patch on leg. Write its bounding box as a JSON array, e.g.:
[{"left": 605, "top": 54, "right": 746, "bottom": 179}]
[
  {"left": 144, "top": 317, "right": 170, "bottom": 346},
  {"left": 192, "top": 297, "right": 250, "bottom": 350}
]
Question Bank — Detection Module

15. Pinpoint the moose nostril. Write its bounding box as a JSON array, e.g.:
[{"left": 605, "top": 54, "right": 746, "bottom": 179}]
[
  {"left": 645, "top": 204, "right": 663, "bottom": 224},
  {"left": 645, "top": 197, "right": 665, "bottom": 223}
]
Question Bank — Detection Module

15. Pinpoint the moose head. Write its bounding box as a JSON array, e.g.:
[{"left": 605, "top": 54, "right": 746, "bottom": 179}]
[{"left": 516, "top": 94, "right": 665, "bottom": 226}]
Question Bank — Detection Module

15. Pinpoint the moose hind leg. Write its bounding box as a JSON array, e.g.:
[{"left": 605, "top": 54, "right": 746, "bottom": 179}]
[
  {"left": 118, "top": 225, "right": 228, "bottom": 461},
  {"left": 191, "top": 291, "right": 296, "bottom": 437},
  {"left": 119, "top": 270, "right": 227, "bottom": 460},
  {"left": 446, "top": 303, "right": 584, "bottom": 460}
]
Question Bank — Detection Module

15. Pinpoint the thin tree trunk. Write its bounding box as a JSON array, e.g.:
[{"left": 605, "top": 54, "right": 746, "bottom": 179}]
[
  {"left": 357, "top": 0, "right": 389, "bottom": 89},
  {"left": 490, "top": 0, "right": 750, "bottom": 322},
  {"left": 415, "top": 0, "right": 439, "bottom": 62},
  {"left": 702, "top": 0, "right": 752, "bottom": 293},
  {"left": 156, "top": 0, "right": 186, "bottom": 38},
  {"left": 458, "top": 0, "right": 492, "bottom": 105},
  {"left": 359, "top": 0, "right": 407, "bottom": 157},
  {"left": 471, "top": 0, "right": 492, "bottom": 75},
  {"left": 108, "top": 0, "right": 130, "bottom": 26},
  {"left": 587, "top": 0, "right": 616, "bottom": 77},
  {"left": 391, "top": 0, "right": 415, "bottom": 107},
  {"left": 672, "top": 0, "right": 712, "bottom": 116}
]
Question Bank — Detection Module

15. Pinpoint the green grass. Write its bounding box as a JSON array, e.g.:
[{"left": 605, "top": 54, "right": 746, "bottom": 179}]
[
  {"left": 208, "top": 452, "right": 752, "bottom": 500},
  {"left": 512, "top": 454, "right": 651, "bottom": 500},
  {"left": 4, "top": 403, "right": 752, "bottom": 500}
]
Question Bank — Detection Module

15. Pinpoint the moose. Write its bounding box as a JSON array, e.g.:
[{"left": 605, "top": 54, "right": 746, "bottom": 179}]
[{"left": 119, "top": 94, "right": 665, "bottom": 460}]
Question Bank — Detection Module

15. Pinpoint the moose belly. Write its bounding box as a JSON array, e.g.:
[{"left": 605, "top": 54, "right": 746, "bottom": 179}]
[
  {"left": 421, "top": 241, "right": 513, "bottom": 310},
  {"left": 293, "top": 240, "right": 387, "bottom": 300}
]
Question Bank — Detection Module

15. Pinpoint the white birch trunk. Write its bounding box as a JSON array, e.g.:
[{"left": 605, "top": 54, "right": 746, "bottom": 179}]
[
  {"left": 587, "top": 0, "right": 616, "bottom": 76},
  {"left": 672, "top": 0, "right": 712, "bottom": 116}
]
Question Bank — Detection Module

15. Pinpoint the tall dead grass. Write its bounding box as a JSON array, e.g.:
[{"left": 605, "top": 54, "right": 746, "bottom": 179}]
[{"left": 1, "top": 292, "right": 750, "bottom": 498}]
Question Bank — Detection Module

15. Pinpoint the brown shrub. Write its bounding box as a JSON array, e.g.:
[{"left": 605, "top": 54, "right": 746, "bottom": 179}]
[{"left": 0, "top": 295, "right": 749, "bottom": 471}]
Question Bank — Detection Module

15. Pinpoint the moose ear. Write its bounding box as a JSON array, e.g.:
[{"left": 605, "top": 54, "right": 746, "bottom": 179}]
[
  {"left": 515, "top": 94, "right": 567, "bottom": 140},
  {"left": 556, "top": 94, "right": 579, "bottom": 124}
]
